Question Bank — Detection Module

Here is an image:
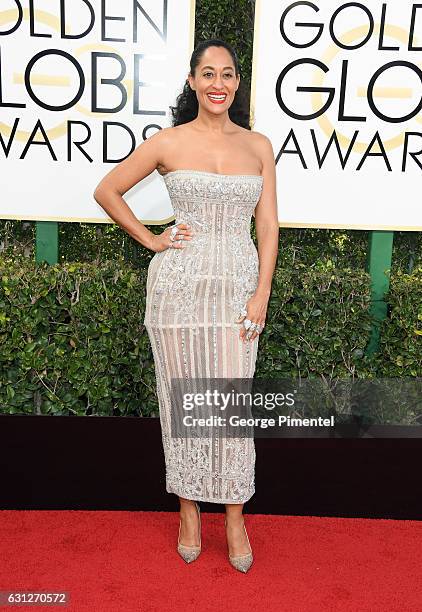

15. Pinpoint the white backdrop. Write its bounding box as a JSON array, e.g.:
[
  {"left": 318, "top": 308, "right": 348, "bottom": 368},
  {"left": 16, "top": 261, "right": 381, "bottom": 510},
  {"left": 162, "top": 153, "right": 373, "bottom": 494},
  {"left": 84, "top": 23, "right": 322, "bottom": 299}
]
[
  {"left": 251, "top": 0, "right": 422, "bottom": 230},
  {"left": 0, "top": 0, "right": 194, "bottom": 224}
]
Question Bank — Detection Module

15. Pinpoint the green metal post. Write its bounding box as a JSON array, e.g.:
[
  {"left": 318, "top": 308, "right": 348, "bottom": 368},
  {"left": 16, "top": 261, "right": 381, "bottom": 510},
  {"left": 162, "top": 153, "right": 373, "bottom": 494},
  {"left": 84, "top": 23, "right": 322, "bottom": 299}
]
[
  {"left": 365, "top": 230, "right": 394, "bottom": 355},
  {"left": 35, "top": 221, "right": 58, "bottom": 264}
]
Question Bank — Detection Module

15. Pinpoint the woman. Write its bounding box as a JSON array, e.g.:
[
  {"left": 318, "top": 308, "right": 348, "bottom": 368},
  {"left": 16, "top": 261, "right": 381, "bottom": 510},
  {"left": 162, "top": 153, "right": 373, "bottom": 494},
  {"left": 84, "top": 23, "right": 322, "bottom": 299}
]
[{"left": 93, "top": 39, "right": 279, "bottom": 573}]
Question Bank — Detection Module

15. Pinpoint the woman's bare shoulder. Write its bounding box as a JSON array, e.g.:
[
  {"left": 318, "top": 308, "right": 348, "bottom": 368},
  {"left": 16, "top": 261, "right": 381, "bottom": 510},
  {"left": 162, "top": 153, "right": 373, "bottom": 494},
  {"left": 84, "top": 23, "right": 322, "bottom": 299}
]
[
  {"left": 247, "top": 130, "right": 274, "bottom": 159},
  {"left": 249, "top": 129, "right": 272, "bottom": 145},
  {"left": 150, "top": 125, "right": 191, "bottom": 147},
  {"left": 145, "top": 125, "right": 185, "bottom": 157},
  {"left": 147, "top": 125, "right": 181, "bottom": 145},
  {"left": 235, "top": 126, "right": 271, "bottom": 146},
  {"left": 149, "top": 125, "right": 190, "bottom": 174}
]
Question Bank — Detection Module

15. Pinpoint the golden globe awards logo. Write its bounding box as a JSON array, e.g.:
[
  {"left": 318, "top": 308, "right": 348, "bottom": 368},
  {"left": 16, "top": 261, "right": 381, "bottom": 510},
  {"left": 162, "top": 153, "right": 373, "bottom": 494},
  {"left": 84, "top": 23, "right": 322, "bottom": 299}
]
[
  {"left": 0, "top": 1, "right": 169, "bottom": 162},
  {"left": 274, "top": 1, "right": 422, "bottom": 173}
]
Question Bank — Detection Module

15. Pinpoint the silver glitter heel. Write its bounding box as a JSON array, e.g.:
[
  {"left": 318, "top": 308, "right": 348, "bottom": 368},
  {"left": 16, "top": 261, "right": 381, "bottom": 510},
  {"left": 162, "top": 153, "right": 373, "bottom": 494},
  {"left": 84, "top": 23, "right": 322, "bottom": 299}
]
[
  {"left": 177, "top": 501, "right": 201, "bottom": 563},
  {"left": 225, "top": 518, "right": 253, "bottom": 573}
]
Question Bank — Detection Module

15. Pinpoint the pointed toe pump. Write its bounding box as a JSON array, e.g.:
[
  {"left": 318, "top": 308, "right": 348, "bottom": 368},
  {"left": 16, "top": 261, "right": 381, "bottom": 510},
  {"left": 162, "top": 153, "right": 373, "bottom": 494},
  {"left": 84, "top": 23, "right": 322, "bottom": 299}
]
[
  {"left": 225, "top": 518, "right": 253, "bottom": 573},
  {"left": 177, "top": 501, "right": 201, "bottom": 563}
]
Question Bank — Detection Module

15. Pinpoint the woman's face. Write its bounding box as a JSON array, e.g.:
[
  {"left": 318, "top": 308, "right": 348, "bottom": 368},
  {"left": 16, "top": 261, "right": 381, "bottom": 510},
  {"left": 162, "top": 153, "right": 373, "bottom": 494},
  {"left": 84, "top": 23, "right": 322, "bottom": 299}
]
[{"left": 188, "top": 46, "right": 240, "bottom": 116}]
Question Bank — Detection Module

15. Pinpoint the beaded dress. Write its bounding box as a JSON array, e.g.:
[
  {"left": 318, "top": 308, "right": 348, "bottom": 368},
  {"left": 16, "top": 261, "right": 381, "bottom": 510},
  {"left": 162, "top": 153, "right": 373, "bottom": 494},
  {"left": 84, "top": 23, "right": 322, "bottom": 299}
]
[{"left": 143, "top": 169, "right": 263, "bottom": 504}]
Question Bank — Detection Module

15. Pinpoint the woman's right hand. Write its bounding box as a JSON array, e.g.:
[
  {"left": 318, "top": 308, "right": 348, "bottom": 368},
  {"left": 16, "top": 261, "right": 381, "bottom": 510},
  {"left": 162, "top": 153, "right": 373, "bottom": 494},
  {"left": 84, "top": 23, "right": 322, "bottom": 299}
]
[{"left": 149, "top": 223, "right": 193, "bottom": 253}]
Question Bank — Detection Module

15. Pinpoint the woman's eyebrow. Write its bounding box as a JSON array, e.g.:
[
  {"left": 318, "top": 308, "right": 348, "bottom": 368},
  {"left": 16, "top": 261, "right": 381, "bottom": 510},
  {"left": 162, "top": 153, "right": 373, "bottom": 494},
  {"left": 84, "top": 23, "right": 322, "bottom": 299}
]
[{"left": 200, "top": 65, "right": 234, "bottom": 70}]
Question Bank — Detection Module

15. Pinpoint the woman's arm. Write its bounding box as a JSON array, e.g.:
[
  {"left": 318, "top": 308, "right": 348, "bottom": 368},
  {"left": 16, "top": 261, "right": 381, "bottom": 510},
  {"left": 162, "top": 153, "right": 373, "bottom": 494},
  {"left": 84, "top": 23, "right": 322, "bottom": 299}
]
[
  {"left": 238, "top": 133, "right": 279, "bottom": 342},
  {"left": 254, "top": 133, "right": 279, "bottom": 297},
  {"left": 93, "top": 128, "right": 170, "bottom": 251}
]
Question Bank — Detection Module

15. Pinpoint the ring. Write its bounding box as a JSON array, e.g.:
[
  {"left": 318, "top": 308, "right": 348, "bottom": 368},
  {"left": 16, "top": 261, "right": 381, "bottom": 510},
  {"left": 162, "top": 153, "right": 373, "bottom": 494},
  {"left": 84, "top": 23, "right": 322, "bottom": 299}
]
[
  {"left": 244, "top": 322, "right": 264, "bottom": 335},
  {"left": 169, "top": 225, "right": 178, "bottom": 242}
]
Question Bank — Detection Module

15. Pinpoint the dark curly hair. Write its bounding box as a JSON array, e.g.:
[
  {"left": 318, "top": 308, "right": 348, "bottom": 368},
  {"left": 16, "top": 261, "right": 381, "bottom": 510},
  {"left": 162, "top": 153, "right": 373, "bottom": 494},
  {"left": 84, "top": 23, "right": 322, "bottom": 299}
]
[{"left": 169, "top": 39, "right": 251, "bottom": 130}]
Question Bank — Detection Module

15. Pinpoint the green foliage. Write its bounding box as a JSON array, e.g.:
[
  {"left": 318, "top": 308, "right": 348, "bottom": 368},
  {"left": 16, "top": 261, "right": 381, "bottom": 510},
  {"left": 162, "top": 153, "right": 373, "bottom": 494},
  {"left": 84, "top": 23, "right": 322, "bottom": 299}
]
[
  {"left": 256, "top": 262, "right": 374, "bottom": 380},
  {"left": 0, "top": 256, "right": 156, "bottom": 416},
  {"left": 373, "top": 268, "right": 422, "bottom": 377},
  {"left": 0, "top": 253, "right": 419, "bottom": 418}
]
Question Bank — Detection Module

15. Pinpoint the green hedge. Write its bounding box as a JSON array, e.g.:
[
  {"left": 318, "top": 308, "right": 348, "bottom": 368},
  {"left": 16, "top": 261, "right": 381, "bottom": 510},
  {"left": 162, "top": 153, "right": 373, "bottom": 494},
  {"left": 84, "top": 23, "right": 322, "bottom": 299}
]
[
  {"left": 374, "top": 268, "right": 422, "bottom": 376},
  {"left": 1, "top": 254, "right": 420, "bottom": 416},
  {"left": 256, "top": 262, "right": 374, "bottom": 379},
  {"left": 0, "top": 257, "right": 154, "bottom": 416}
]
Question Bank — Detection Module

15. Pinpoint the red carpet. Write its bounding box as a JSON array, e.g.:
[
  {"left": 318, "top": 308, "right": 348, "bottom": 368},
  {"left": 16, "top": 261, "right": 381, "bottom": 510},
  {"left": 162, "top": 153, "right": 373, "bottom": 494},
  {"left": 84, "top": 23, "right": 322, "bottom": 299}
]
[{"left": 0, "top": 510, "right": 421, "bottom": 611}]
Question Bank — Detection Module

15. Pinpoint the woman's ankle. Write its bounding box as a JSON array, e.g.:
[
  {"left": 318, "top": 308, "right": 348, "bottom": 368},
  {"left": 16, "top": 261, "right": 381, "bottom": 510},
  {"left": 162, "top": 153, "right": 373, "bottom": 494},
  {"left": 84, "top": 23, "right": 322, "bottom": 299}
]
[{"left": 225, "top": 513, "right": 245, "bottom": 526}]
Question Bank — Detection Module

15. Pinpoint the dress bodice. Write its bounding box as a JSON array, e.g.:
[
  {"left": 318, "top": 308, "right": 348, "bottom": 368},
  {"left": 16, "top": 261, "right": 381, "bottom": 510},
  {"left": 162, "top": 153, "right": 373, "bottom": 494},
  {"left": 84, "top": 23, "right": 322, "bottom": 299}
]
[
  {"left": 145, "top": 170, "right": 264, "bottom": 326},
  {"left": 162, "top": 170, "right": 263, "bottom": 239}
]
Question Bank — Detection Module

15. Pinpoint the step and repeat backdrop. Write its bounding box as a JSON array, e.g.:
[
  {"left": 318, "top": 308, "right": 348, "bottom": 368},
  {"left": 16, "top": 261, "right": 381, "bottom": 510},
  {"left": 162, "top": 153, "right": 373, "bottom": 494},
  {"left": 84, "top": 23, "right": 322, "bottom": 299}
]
[
  {"left": 252, "top": 0, "right": 422, "bottom": 230},
  {"left": 0, "top": 0, "right": 421, "bottom": 229},
  {"left": 0, "top": 0, "right": 195, "bottom": 224}
]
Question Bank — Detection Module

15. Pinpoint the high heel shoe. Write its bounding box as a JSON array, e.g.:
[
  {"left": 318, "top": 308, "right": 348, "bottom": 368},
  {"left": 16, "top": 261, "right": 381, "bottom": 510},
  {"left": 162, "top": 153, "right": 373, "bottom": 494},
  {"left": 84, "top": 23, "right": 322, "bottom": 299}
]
[
  {"left": 224, "top": 518, "right": 253, "bottom": 573},
  {"left": 177, "top": 501, "right": 201, "bottom": 563}
]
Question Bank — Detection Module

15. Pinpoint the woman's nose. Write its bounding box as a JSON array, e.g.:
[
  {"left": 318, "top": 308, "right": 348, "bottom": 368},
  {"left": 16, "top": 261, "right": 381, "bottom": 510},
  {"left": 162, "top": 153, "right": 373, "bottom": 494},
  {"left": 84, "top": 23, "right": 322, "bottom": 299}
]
[{"left": 213, "top": 75, "right": 224, "bottom": 88}]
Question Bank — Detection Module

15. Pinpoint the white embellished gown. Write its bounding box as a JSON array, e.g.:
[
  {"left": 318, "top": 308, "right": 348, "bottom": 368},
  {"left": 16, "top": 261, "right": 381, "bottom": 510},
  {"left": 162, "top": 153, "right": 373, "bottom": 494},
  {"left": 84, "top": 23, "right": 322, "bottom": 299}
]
[{"left": 143, "top": 169, "right": 263, "bottom": 504}]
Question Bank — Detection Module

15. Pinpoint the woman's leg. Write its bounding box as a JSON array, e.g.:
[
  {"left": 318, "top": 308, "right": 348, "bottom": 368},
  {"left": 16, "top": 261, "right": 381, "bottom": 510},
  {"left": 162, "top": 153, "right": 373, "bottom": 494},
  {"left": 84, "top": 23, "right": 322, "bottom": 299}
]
[
  {"left": 178, "top": 496, "right": 201, "bottom": 547},
  {"left": 225, "top": 503, "right": 252, "bottom": 556}
]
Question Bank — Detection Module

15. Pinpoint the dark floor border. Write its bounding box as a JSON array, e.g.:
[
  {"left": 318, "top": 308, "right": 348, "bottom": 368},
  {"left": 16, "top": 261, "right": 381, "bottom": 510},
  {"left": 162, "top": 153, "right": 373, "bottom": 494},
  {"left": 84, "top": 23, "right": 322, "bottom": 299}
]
[{"left": 0, "top": 415, "right": 421, "bottom": 520}]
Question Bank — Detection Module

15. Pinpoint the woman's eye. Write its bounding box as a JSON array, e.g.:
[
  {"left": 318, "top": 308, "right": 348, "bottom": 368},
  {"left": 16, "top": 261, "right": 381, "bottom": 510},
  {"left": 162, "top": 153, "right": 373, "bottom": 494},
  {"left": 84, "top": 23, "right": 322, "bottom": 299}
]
[{"left": 202, "top": 72, "right": 233, "bottom": 78}]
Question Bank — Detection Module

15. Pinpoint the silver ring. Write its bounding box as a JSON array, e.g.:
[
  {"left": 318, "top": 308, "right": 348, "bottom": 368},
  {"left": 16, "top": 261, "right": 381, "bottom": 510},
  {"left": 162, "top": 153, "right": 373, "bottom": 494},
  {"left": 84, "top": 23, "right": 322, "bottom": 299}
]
[
  {"left": 243, "top": 318, "right": 252, "bottom": 330},
  {"left": 169, "top": 225, "right": 178, "bottom": 242}
]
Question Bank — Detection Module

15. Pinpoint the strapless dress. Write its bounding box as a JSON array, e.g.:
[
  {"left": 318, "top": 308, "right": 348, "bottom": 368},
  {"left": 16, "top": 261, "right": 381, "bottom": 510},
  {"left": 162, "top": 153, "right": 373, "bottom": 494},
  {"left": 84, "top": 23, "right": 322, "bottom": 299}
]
[{"left": 143, "top": 169, "right": 263, "bottom": 504}]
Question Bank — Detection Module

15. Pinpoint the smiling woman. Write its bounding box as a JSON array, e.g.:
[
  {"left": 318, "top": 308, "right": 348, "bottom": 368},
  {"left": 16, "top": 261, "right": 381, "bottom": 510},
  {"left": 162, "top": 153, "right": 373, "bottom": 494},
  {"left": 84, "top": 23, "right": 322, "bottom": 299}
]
[
  {"left": 169, "top": 38, "right": 251, "bottom": 129},
  {"left": 93, "top": 38, "right": 279, "bottom": 574}
]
